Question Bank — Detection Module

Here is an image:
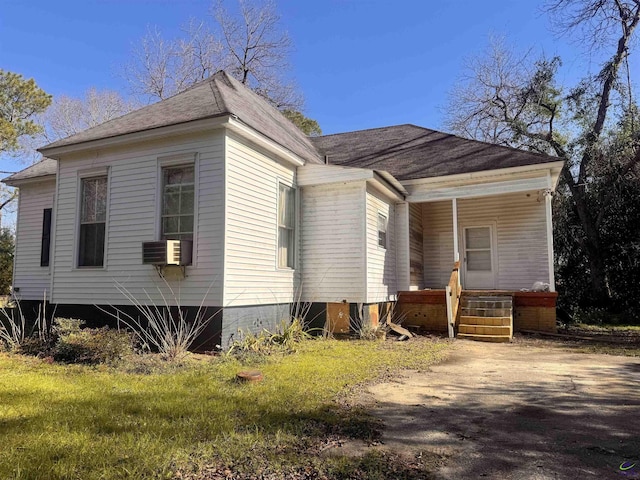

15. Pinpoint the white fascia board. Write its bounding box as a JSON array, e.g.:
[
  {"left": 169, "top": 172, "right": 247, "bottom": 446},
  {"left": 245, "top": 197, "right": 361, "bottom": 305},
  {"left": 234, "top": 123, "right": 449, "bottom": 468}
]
[
  {"left": 408, "top": 176, "right": 550, "bottom": 203},
  {"left": 38, "top": 116, "right": 232, "bottom": 159},
  {"left": 297, "top": 164, "right": 405, "bottom": 201},
  {"left": 297, "top": 164, "right": 374, "bottom": 186},
  {"left": 371, "top": 172, "right": 406, "bottom": 201},
  {"left": 297, "top": 164, "right": 407, "bottom": 201},
  {"left": 226, "top": 116, "right": 306, "bottom": 167},
  {"left": 375, "top": 170, "right": 408, "bottom": 197},
  {"left": 401, "top": 160, "right": 566, "bottom": 186}
]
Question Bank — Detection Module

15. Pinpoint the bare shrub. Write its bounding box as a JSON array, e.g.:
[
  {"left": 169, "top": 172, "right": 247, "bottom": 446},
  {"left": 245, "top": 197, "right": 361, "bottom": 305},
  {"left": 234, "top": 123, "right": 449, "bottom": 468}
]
[{"left": 97, "top": 279, "right": 219, "bottom": 360}]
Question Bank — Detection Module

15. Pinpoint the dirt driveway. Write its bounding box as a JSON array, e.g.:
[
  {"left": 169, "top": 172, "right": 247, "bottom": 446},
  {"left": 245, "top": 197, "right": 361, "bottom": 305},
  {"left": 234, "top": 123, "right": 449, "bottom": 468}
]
[{"left": 364, "top": 339, "right": 640, "bottom": 479}]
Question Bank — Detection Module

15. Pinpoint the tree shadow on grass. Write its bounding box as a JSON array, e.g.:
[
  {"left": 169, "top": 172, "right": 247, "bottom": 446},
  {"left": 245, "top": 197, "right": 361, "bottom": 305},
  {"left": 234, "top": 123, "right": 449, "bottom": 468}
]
[
  {"left": 370, "top": 355, "right": 640, "bottom": 479},
  {"left": 0, "top": 371, "right": 439, "bottom": 479}
]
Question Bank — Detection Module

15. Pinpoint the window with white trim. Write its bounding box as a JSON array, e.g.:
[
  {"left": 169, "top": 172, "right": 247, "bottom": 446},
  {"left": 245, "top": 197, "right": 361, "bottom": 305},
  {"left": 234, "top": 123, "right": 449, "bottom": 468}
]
[
  {"left": 377, "top": 212, "right": 388, "bottom": 248},
  {"left": 161, "top": 165, "right": 194, "bottom": 241},
  {"left": 78, "top": 176, "right": 107, "bottom": 267},
  {"left": 278, "top": 183, "right": 295, "bottom": 268}
]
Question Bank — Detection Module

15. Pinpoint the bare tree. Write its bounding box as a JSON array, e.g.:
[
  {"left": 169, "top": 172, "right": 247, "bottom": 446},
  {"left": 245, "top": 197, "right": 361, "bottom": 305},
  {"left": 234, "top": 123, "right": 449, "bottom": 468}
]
[
  {"left": 445, "top": 0, "right": 640, "bottom": 305},
  {"left": 213, "top": 0, "right": 301, "bottom": 109},
  {"left": 121, "top": 0, "right": 303, "bottom": 110},
  {"left": 41, "top": 88, "right": 138, "bottom": 141},
  {"left": 16, "top": 88, "right": 137, "bottom": 165},
  {"left": 122, "top": 23, "right": 227, "bottom": 102},
  {"left": 446, "top": 37, "right": 554, "bottom": 149}
]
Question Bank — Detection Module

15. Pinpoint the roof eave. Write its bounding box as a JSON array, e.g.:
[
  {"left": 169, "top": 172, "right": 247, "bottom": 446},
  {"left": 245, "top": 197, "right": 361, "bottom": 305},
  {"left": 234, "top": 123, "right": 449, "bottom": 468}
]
[
  {"left": 227, "top": 116, "right": 314, "bottom": 167},
  {"left": 374, "top": 171, "right": 408, "bottom": 199},
  {"left": 3, "top": 173, "right": 56, "bottom": 187},
  {"left": 400, "top": 160, "right": 566, "bottom": 185},
  {"left": 39, "top": 115, "right": 233, "bottom": 159}
]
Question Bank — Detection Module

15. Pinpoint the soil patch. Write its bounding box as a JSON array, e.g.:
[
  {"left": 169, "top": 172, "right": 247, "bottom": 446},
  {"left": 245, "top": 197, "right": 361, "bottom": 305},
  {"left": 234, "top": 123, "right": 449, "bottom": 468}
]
[{"left": 332, "top": 338, "right": 640, "bottom": 479}]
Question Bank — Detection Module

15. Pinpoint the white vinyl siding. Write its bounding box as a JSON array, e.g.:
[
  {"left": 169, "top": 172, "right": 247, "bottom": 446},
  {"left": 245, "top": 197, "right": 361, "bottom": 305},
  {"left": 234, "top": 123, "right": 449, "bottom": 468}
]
[
  {"left": 51, "top": 131, "right": 225, "bottom": 306},
  {"left": 301, "top": 181, "right": 366, "bottom": 303},
  {"left": 366, "top": 186, "right": 397, "bottom": 303},
  {"left": 422, "top": 192, "right": 549, "bottom": 290},
  {"left": 223, "top": 132, "right": 297, "bottom": 307},
  {"left": 12, "top": 179, "right": 56, "bottom": 301},
  {"left": 422, "top": 201, "right": 454, "bottom": 287}
]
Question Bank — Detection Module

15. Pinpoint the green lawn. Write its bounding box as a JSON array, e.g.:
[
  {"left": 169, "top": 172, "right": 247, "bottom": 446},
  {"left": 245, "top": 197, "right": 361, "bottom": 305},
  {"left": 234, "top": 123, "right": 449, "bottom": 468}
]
[{"left": 0, "top": 338, "right": 449, "bottom": 479}]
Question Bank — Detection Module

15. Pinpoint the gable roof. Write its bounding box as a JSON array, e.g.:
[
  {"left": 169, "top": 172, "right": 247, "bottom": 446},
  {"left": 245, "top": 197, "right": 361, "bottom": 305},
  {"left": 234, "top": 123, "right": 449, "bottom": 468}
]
[
  {"left": 40, "top": 71, "right": 322, "bottom": 165},
  {"left": 3, "top": 158, "right": 56, "bottom": 184},
  {"left": 310, "top": 124, "right": 561, "bottom": 181}
]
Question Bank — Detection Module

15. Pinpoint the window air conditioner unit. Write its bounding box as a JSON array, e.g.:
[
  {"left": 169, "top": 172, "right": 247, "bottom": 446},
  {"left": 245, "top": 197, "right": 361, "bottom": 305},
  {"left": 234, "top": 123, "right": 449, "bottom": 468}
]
[{"left": 142, "top": 240, "right": 192, "bottom": 266}]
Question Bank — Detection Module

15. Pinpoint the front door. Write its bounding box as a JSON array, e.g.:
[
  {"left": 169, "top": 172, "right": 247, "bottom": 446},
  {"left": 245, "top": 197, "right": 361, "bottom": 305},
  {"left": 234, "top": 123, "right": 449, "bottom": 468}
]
[{"left": 462, "top": 225, "right": 496, "bottom": 289}]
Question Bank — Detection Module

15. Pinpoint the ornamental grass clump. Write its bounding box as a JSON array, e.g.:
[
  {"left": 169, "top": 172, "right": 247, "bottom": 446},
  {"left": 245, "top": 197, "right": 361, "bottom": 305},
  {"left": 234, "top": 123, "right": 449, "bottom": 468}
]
[
  {"left": 0, "top": 295, "right": 52, "bottom": 352},
  {"left": 97, "top": 279, "right": 220, "bottom": 360},
  {"left": 228, "top": 318, "right": 313, "bottom": 356}
]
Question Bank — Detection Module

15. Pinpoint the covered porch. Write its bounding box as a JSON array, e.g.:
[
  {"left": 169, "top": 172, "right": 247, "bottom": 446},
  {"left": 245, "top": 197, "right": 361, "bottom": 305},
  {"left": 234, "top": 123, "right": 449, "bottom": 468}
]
[{"left": 394, "top": 166, "right": 561, "bottom": 339}]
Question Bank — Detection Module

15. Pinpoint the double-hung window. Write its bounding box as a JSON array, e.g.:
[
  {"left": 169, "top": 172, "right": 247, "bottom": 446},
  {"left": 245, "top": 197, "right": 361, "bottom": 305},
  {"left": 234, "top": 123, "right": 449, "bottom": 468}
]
[
  {"left": 79, "top": 176, "right": 107, "bottom": 267},
  {"left": 377, "top": 213, "right": 388, "bottom": 249},
  {"left": 278, "top": 183, "right": 295, "bottom": 269},
  {"left": 161, "top": 165, "right": 194, "bottom": 241}
]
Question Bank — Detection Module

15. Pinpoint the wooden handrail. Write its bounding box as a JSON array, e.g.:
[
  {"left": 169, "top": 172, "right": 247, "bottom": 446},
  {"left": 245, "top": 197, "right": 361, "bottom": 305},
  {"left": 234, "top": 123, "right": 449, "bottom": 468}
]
[{"left": 445, "top": 261, "right": 462, "bottom": 338}]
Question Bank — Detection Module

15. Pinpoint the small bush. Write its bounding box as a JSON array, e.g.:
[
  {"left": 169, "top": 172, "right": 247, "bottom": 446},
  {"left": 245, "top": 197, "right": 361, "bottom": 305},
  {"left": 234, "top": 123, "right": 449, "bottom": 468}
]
[
  {"left": 52, "top": 318, "right": 83, "bottom": 336},
  {"left": 16, "top": 337, "right": 54, "bottom": 357},
  {"left": 54, "top": 327, "right": 134, "bottom": 365}
]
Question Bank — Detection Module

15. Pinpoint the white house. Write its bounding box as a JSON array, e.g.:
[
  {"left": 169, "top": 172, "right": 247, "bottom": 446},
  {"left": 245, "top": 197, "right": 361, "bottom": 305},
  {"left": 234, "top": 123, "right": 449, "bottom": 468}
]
[{"left": 4, "top": 72, "right": 564, "bottom": 348}]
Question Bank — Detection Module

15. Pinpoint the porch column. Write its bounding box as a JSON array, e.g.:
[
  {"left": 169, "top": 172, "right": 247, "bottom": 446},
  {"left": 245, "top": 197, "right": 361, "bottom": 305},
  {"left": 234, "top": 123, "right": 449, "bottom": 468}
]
[
  {"left": 452, "top": 198, "right": 459, "bottom": 262},
  {"left": 544, "top": 188, "right": 556, "bottom": 292},
  {"left": 395, "top": 201, "right": 411, "bottom": 291}
]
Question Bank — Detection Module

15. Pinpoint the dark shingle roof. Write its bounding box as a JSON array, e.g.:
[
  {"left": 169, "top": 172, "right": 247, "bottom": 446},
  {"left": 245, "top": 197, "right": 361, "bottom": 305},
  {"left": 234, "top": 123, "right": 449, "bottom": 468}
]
[
  {"left": 310, "top": 124, "right": 561, "bottom": 181},
  {"left": 41, "top": 71, "right": 322, "bottom": 164},
  {"left": 13, "top": 112, "right": 562, "bottom": 184},
  {"left": 2, "top": 158, "right": 56, "bottom": 184}
]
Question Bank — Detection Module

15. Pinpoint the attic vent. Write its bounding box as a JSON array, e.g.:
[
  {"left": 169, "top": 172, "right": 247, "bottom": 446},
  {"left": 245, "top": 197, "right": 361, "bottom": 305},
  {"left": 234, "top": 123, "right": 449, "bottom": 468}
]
[{"left": 142, "top": 240, "right": 192, "bottom": 266}]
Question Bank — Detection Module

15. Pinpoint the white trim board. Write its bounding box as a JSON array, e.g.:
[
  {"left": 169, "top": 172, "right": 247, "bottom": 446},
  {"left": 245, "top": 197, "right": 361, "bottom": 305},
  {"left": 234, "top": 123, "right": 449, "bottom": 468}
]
[{"left": 407, "top": 176, "right": 550, "bottom": 203}]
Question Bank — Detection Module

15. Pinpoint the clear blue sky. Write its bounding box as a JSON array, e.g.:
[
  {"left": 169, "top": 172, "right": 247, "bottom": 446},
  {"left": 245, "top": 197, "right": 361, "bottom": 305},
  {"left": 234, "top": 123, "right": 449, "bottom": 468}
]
[{"left": 1, "top": 0, "right": 633, "bottom": 143}]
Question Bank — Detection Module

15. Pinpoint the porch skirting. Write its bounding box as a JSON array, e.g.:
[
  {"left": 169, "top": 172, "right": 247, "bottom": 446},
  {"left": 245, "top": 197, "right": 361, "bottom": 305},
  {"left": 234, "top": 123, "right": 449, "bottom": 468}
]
[{"left": 397, "top": 291, "right": 557, "bottom": 334}]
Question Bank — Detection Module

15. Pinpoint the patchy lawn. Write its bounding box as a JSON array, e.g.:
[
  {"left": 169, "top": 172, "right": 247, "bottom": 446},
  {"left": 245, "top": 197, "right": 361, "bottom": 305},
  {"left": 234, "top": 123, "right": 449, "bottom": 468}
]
[{"left": 0, "top": 337, "right": 450, "bottom": 480}]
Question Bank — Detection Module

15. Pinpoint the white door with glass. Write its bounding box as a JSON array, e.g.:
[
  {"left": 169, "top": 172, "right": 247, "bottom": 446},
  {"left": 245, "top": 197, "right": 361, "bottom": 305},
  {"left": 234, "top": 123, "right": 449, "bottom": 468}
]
[{"left": 462, "top": 225, "right": 496, "bottom": 289}]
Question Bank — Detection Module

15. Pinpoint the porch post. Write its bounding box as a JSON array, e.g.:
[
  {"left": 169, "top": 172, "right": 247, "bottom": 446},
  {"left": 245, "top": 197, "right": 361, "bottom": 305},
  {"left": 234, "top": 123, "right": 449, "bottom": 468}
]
[
  {"left": 452, "top": 198, "right": 459, "bottom": 262},
  {"left": 544, "top": 188, "right": 556, "bottom": 292},
  {"left": 395, "top": 201, "right": 411, "bottom": 291}
]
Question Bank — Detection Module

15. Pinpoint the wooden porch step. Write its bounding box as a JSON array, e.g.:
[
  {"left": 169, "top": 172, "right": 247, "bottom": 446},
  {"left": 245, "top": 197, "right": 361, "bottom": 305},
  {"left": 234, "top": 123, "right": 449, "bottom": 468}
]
[
  {"left": 460, "top": 308, "right": 512, "bottom": 317},
  {"left": 458, "top": 324, "right": 512, "bottom": 336},
  {"left": 457, "top": 333, "right": 512, "bottom": 343},
  {"left": 461, "top": 300, "right": 512, "bottom": 309},
  {"left": 459, "top": 315, "right": 511, "bottom": 326}
]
